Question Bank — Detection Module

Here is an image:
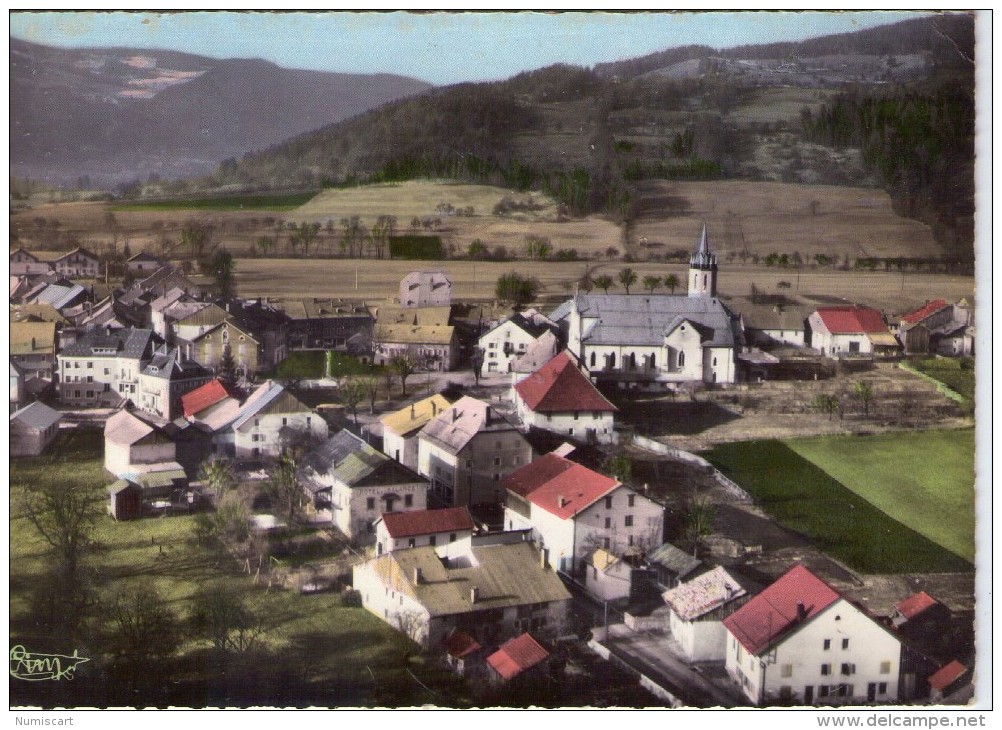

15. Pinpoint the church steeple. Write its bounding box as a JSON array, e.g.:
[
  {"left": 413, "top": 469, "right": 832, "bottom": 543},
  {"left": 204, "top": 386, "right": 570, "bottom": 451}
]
[{"left": 688, "top": 224, "right": 718, "bottom": 298}]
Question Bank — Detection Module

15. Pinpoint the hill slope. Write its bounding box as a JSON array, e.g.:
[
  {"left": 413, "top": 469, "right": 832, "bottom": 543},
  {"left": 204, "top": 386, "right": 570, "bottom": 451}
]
[{"left": 9, "top": 38, "right": 432, "bottom": 186}]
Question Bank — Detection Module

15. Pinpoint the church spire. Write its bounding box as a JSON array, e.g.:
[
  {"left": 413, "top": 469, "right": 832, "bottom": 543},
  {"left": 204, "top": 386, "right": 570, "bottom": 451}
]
[
  {"left": 689, "top": 223, "right": 717, "bottom": 270},
  {"left": 688, "top": 223, "right": 718, "bottom": 298}
]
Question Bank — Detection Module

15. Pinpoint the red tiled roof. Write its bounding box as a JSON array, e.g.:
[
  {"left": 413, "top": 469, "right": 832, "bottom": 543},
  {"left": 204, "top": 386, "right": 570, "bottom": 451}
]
[
  {"left": 722, "top": 564, "right": 840, "bottom": 655},
  {"left": 503, "top": 452, "right": 619, "bottom": 520},
  {"left": 181, "top": 378, "right": 232, "bottom": 418},
  {"left": 928, "top": 660, "right": 968, "bottom": 691},
  {"left": 895, "top": 591, "right": 940, "bottom": 620},
  {"left": 816, "top": 306, "right": 888, "bottom": 334},
  {"left": 486, "top": 633, "right": 549, "bottom": 680},
  {"left": 901, "top": 300, "right": 949, "bottom": 325},
  {"left": 380, "top": 507, "right": 475, "bottom": 538},
  {"left": 514, "top": 351, "right": 617, "bottom": 414},
  {"left": 442, "top": 630, "right": 482, "bottom": 659}
]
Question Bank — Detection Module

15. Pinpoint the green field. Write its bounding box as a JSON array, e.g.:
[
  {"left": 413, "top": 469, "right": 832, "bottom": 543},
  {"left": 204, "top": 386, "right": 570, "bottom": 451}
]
[
  {"left": 113, "top": 191, "right": 320, "bottom": 212},
  {"left": 909, "top": 357, "right": 976, "bottom": 401},
  {"left": 705, "top": 432, "right": 974, "bottom": 574},
  {"left": 9, "top": 429, "right": 469, "bottom": 708}
]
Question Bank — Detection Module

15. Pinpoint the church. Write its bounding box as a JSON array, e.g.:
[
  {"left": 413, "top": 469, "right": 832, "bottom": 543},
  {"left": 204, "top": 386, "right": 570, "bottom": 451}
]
[{"left": 549, "top": 226, "right": 744, "bottom": 388}]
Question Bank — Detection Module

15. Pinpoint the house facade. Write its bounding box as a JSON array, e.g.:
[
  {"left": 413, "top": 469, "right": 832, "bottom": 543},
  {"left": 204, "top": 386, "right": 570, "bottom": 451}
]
[
  {"left": 374, "top": 506, "right": 476, "bottom": 556},
  {"left": 229, "top": 381, "right": 327, "bottom": 460},
  {"left": 53, "top": 247, "right": 101, "bottom": 278},
  {"left": 663, "top": 566, "right": 752, "bottom": 662},
  {"left": 58, "top": 327, "right": 158, "bottom": 407},
  {"left": 104, "top": 408, "right": 178, "bottom": 478},
  {"left": 807, "top": 306, "right": 900, "bottom": 358},
  {"left": 399, "top": 270, "right": 452, "bottom": 308},
  {"left": 352, "top": 539, "right": 571, "bottom": 649},
  {"left": 298, "top": 430, "right": 428, "bottom": 543},
  {"left": 418, "top": 396, "right": 533, "bottom": 508},
  {"left": 10, "top": 321, "right": 58, "bottom": 382},
  {"left": 503, "top": 452, "right": 664, "bottom": 576},
  {"left": 271, "top": 297, "right": 374, "bottom": 351},
  {"left": 897, "top": 299, "right": 974, "bottom": 357},
  {"left": 479, "top": 310, "right": 557, "bottom": 374},
  {"left": 380, "top": 394, "right": 451, "bottom": 472},
  {"left": 373, "top": 324, "right": 459, "bottom": 371},
  {"left": 512, "top": 351, "right": 617, "bottom": 444},
  {"left": 723, "top": 565, "right": 901, "bottom": 706},
  {"left": 136, "top": 346, "right": 213, "bottom": 421}
]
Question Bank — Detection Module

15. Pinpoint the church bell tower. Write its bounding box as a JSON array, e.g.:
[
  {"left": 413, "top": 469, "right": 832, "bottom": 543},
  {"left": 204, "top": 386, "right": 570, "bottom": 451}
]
[{"left": 688, "top": 224, "right": 718, "bottom": 298}]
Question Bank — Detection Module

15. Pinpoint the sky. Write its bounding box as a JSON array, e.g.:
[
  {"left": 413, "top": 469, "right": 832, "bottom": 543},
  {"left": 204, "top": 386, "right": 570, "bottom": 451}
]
[{"left": 8, "top": 10, "right": 936, "bottom": 85}]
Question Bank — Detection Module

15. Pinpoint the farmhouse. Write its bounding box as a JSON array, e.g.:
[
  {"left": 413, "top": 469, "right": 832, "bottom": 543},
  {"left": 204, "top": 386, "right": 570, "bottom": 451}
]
[
  {"left": 478, "top": 309, "right": 558, "bottom": 374},
  {"left": 10, "top": 320, "right": 57, "bottom": 382},
  {"left": 663, "top": 566, "right": 753, "bottom": 662},
  {"left": 229, "top": 380, "right": 327, "bottom": 460},
  {"left": 400, "top": 270, "right": 452, "bottom": 308},
  {"left": 723, "top": 564, "right": 901, "bottom": 706},
  {"left": 503, "top": 452, "right": 663, "bottom": 576},
  {"left": 512, "top": 351, "right": 618, "bottom": 445},
  {"left": 298, "top": 430, "right": 428, "bottom": 543},
  {"left": 418, "top": 396, "right": 533, "bottom": 509},
  {"left": 352, "top": 539, "right": 571, "bottom": 649},
  {"left": 740, "top": 302, "right": 812, "bottom": 348},
  {"left": 897, "top": 299, "right": 974, "bottom": 356},
  {"left": 373, "top": 323, "right": 458, "bottom": 371},
  {"left": 9, "top": 401, "right": 62, "bottom": 456},
  {"left": 380, "top": 394, "right": 451, "bottom": 471},
  {"left": 52, "top": 247, "right": 101, "bottom": 278},
  {"left": 374, "top": 506, "right": 476, "bottom": 556},
  {"left": 807, "top": 306, "right": 900, "bottom": 358},
  {"left": 126, "top": 251, "right": 166, "bottom": 274},
  {"left": 9, "top": 248, "right": 52, "bottom": 276}
]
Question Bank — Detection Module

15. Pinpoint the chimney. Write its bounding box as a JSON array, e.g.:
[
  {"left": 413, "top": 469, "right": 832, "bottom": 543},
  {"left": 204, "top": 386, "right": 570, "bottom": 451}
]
[
  {"left": 453, "top": 408, "right": 459, "bottom": 423},
  {"left": 796, "top": 602, "right": 808, "bottom": 620},
  {"left": 432, "top": 401, "right": 438, "bottom": 416},
  {"left": 470, "top": 586, "right": 480, "bottom": 604},
  {"left": 413, "top": 567, "right": 423, "bottom": 584},
  {"left": 411, "top": 403, "right": 416, "bottom": 420},
  {"left": 540, "top": 548, "right": 550, "bottom": 570},
  {"left": 557, "top": 495, "right": 566, "bottom": 509}
]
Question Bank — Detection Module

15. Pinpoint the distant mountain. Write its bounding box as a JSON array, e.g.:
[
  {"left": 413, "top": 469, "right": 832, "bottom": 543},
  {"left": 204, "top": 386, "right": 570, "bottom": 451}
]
[{"left": 9, "top": 38, "right": 433, "bottom": 186}]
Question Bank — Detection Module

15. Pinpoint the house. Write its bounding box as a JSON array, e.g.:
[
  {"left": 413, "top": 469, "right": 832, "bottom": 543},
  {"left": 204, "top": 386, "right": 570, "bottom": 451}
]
[
  {"left": 131, "top": 264, "right": 205, "bottom": 299},
  {"left": 927, "top": 661, "right": 972, "bottom": 704},
  {"left": 104, "top": 407, "right": 178, "bottom": 478},
  {"left": 10, "top": 320, "right": 58, "bottom": 382},
  {"left": 442, "top": 629, "right": 485, "bottom": 677},
  {"left": 740, "top": 303, "right": 812, "bottom": 348},
  {"left": 9, "top": 401, "right": 62, "bottom": 456},
  {"left": 175, "top": 301, "right": 289, "bottom": 376},
  {"left": 298, "top": 430, "right": 428, "bottom": 543},
  {"left": 270, "top": 297, "right": 373, "bottom": 351},
  {"left": 373, "top": 323, "right": 459, "bottom": 371},
  {"left": 352, "top": 539, "right": 571, "bottom": 649},
  {"left": 486, "top": 632, "right": 552, "bottom": 685},
  {"left": 25, "top": 281, "right": 90, "bottom": 312},
  {"left": 10, "top": 360, "right": 26, "bottom": 412},
  {"left": 663, "top": 566, "right": 753, "bottom": 662},
  {"left": 57, "top": 327, "right": 158, "bottom": 407},
  {"left": 418, "top": 396, "right": 533, "bottom": 509},
  {"left": 9, "top": 248, "right": 52, "bottom": 276},
  {"left": 890, "top": 591, "right": 952, "bottom": 643},
  {"left": 229, "top": 380, "right": 327, "bottom": 461},
  {"left": 136, "top": 345, "right": 213, "bottom": 420},
  {"left": 647, "top": 542, "right": 705, "bottom": 590},
  {"left": 478, "top": 309, "right": 557, "bottom": 374},
  {"left": 374, "top": 506, "right": 476, "bottom": 556},
  {"left": 723, "top": 564, "right": 901, "bottom": 706},
  {"left": 583, "top": 549, "right": 639, "bottom": 603},
  {"left": 373, "top": 304, "right": 452, "bottom": 327},
  {"left": 550, "top": 227, "right": 743, "bottom": 389},
  {"left": 897, "top": 299, "right": 974, "bottom": 357},
  {"left": 380, "top": 394, "right": 451, "bottom": 472},
  {"left": 512, "top": 351, "right": 618, "bottom": 445},
  {"left": 107, "top": 468, "right": 195, "bottom": 521},
  {"left": 400, "top": 270, "right": 452, "bottom": 308},
  {"left": 181, "top": 378, "right": 241, "bottom": 421},
  {"left": 126, "top": 251, "right": 167, "bottom": 275},
  {"left": 807, "top": 306, "right": 901, "bottom": 358},
  {"left": 149, "top": 288, "right": 196, "bottom": 338},
  {"left": 503, "top": 452, "right": 664, "bottom": 576},
  {"left": 511, "top": 330, "right": 561, "bottom": 374},
  {"left": 52, "top": 247, "right": 101, "bottom": 278}
]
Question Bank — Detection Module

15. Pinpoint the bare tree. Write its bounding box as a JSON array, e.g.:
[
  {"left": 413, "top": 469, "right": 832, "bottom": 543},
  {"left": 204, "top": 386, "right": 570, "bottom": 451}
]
[
  {"left": 190, "top": 587, "right": 267, "bottom": 654},
  {"left": 20, "top": 481, "right": 98, "bottom": 585},
  {"left": 389, "top": 355, "right": 417, "bottom": 397},
  {"left": 338, "top": 376, "right": 368, "bottom": 425},
  {"left": 360, "top": 374, "right": 380, "bottom": 414},
  {"left": 267, "top": 452, "right": 301, "bottom": 523},
  {"left": 684, "top": 496, "right": 717, "bottom": 557},
  {"left": 200, "top": 457, "right": 237, "bottom": 498}
]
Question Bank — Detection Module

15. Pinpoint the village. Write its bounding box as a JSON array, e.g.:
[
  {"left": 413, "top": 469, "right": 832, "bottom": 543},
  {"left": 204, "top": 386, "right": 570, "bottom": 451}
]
[{"left": 8, "top": 225, "right": 976, "bottom": 708}]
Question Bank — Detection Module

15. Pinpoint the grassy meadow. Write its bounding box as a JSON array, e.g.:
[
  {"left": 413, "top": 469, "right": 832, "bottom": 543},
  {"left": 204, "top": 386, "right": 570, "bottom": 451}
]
[
  {"left": 112, "top": 191, "right": 319, "bottom": 212},
  {"left": 909, "top": 356, "right": 976, "bottom": 402},
  {"left": 704, "top": 434, "right": 975, "bottom": 574},
  {"left": 9, "top": 428, "right": 471, "bottom": 708}
]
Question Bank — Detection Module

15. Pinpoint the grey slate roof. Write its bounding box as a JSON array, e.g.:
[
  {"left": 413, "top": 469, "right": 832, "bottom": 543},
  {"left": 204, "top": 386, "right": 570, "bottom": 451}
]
[
  {"left": 550, "top": 294, "right": 743, "bottom": 349},
  {"left": 60, "top": 327, "right": 157, "bottom": 359},
  {"left": 141, "top": 346, "right": 211, "bottom": 381},
  {"left": 648, "top": 542, "right": 703, "bottom": 580},
  {"left": 10, "top": 401, "right": 62, "bottom": 430},
  {"left": 299, "top": 430, "right": 423, "bottom": 494},
  {"left": 229, "top": 380, "right": 284, "bottom": 430}
]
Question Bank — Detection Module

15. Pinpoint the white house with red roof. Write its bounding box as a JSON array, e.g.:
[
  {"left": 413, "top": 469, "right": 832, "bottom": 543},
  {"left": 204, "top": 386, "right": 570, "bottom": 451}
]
[
  {"left": 512, "top": 351, "right": 618, "bottom": 445},
  {"left": 723, "top": 564, "right": 901, "bottom": 706},
  {"left": 374, "top": 506, "right": 476, "bottom": 556},
  {"left": 897, "top": 298, "right": 974, "bottom": 356},
  {"left": 503, "top": 452, "right": 663, "bottom": 577},
  {"left": 807, "top": 306, "right": 900, "bottom": 358}
]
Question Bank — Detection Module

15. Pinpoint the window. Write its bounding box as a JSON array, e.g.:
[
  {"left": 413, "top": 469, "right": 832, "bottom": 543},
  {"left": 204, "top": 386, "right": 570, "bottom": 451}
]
[
  {"left": 449, "top": 533, "right": 457, "bottom": 542},
  {"left": 603, "top": 537, "right": 610, "bottom": 550},
  {"left": 842, "top": 638, "right": 849, "bottom": 650},
  {"left": 604, "top": 517, "right": 611, "bottom": 529},
  {"left": 404, "top": 494, "right": 413, "bottom": 507},
  {"left": 879, "top": 661, "right": 891, "bottom": 675},
  {"left": 712, "top": 357, "right": 717, "bottom": 367},
  {"left": 840, "top": 663, "right": 855, "bottom": 676},
  {"left": 87, "top": 362, "right": 93, "bottom": 369},
  {"left": 306, "top": 417, "right": 311, "bottom": 427},
  {"left": 678, "top": 351, "right": 685, "bottom": 367},
  {"left": 624, "top": 515, "right": 633, "bottom": 527},
  {"left": 104, "top": 368, "right": 110, "bottom": 375},
  {"left": 818, "top": 686, "right": 830, "bottom": 698},
  {"left": 821, "top": 664, "right": 831, "bottom": 676},
  {"left": 878, "top": 683, "right": 887, "bottom": 694},
  {"left": 837, "top": 685, "right": 852, "bottom": 698},
  {"left": 628, "top": 494, "right": 635, "bottom": 507},
  {"left": 408, "top": 538, "right": 416, "bottom": 548},
  {"left": 823, "top": 639, "right": 831, "bottom": 651},
  {"left": 573, "top": 412, "right": 579, "bottom": 420},
  {"left": 282, "top": 418, "right": 287, "bottom": 426},
  {"left": 466, "top": 459, "right": 473, "bottom": 469},
  {"left": 605, "top": 496, "right": 612, "bottom": 509},
  {"left": 493, "top": 474, "right": 501, "bottom": 481},
  {"left": 429, "top": 536, "right": 436, "bottom": 546},
  {"left": 254, "top": 418, "right": 260, "bottom": 427},
  {"left": 628, "top": 535, "right": 634, "bottom": 547},
  {"left": 780, "top": 664, "right": 793, "bottom": 678},
  {"left": 494, "top": 457, "right": 501, "bottom": 466},
  {"left": 366, "top": 497, "right": 375, "bottom": 510}
]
